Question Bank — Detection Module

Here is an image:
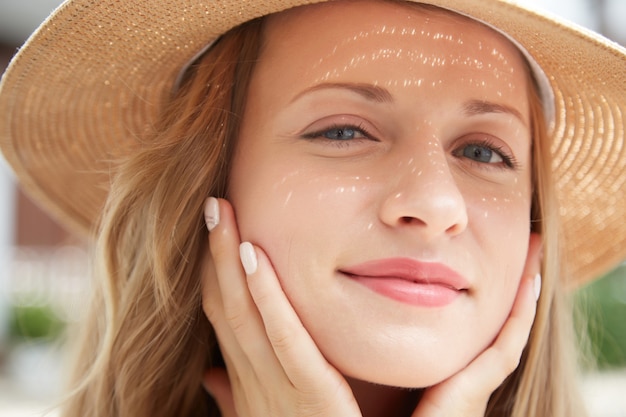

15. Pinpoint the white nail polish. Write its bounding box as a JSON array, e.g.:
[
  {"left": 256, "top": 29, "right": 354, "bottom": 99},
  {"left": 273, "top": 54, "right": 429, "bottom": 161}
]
[
  {"left": 204, "top": 197, "right": 219, "bottom": 231},
  {"left": 239, "top": 242, "right": 258, "bottom": 275},
  {"left": 534, "top": 273, "right": 542, "bottom": 301}
]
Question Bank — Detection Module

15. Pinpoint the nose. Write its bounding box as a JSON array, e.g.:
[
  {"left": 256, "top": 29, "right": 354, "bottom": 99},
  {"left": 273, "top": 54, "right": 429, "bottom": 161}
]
[{"left": 378, "top": 149, "right": 468, "bottom": 240}]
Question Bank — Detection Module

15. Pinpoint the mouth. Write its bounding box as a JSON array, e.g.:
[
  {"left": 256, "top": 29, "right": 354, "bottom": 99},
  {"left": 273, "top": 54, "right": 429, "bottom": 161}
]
[{"left": 338, "top": 257, "right": 469, "bottom": 308}]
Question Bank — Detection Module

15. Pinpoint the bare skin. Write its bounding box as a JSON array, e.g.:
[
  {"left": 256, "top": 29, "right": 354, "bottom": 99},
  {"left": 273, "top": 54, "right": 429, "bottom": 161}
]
[
  {"left": 202, "top": 198, "right": 540, "bottom": 417},
  {"left": 200, "top": 1, "right": 542, "bottom": 416}
]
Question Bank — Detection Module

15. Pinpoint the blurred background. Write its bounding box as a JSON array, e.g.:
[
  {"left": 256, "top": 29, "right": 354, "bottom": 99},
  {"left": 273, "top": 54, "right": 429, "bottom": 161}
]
[{"left": 0, "top": 0, "right": 625, "bottom": 416}]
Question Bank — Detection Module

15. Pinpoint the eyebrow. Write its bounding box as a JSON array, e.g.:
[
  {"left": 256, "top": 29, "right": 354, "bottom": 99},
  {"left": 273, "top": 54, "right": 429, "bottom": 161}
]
[
  {"left": 463, "top": 99, "right": 527, "bottom": 126},
  {"left": 291, "top": 83, "right": 527, "bottom": 125},
  {"left": 290, "top": 82, "right": 394, "bottom": 104}
]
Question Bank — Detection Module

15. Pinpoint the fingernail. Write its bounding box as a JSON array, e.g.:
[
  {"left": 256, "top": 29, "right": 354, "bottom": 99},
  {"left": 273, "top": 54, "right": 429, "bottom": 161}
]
[
  {"left": 204, "top": 197, "right": 219, "bottom": 231},
  {"left": 239, "top": 242, "right": 258, "bottom": 275},
  {"left": 534, "top": 273, "right": 542, "bottom": 301}
]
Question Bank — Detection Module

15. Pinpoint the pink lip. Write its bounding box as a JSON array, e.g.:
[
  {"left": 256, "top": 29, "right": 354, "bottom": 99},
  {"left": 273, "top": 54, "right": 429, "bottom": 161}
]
[{"left": 339, "top": 258, "right": 469, "bottom": 307}]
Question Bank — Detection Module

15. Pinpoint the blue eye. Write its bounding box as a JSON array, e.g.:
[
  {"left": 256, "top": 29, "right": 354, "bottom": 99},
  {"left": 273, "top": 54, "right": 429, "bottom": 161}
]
[
  {"left": 322, "top": 127, "right": 360, "bottom": 140},
  {"left": 302, "top": 124, "right": 373, "bottom": 142},
  {"left": 455, "top": 139, "right": 518, "bottom": 169},
  {"left": 462, "top": 144, "right": 503, "bottom": 164}
]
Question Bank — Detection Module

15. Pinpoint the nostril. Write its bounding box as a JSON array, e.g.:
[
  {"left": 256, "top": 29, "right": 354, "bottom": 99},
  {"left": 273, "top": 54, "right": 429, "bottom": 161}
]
[
  {"left": 400, "top": 216, "right": 424, "bottom": 225},
  {"left": 445, "top": 221, "right": 466, "bottom": 236}
]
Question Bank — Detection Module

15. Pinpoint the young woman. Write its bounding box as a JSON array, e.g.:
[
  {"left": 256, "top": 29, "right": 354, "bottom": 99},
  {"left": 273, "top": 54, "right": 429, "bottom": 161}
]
[{"left": 0, "top": 0, "right": 624, "bottom": 416}]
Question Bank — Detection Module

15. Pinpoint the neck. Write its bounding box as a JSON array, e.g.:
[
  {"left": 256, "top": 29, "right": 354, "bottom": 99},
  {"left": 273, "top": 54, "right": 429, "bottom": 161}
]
[{"left": 346, "top": 377, "right": 422, "bottom": 417}]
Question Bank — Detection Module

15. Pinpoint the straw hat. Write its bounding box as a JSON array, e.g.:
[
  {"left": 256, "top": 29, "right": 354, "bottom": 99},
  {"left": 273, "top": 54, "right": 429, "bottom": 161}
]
[{"left": 0, "top": 0, "right": 624, "bottom": 287}]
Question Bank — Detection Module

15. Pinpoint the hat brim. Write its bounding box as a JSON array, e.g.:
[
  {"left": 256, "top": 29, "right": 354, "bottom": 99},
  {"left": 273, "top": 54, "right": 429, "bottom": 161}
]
[{"left": 0, "top": 0, "right": 625, "bottom": 286}]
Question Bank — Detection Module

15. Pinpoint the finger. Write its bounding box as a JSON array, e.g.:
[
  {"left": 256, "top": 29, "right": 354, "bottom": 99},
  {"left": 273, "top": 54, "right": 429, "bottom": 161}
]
[
  {"left": 200, "top": 241, "right": 249, "bottom": 416},
  {"left": 201, "top": 277, "right": 247, "bottom": 402},
  {"left": 416, "top": 277, "right": 537, "bottom": 416},
  {"left": 415, "top": 235, "right": 542, "bottom": 416},
  {"left": 463, "top": 233, "right": 542, "bottom": 385},
  {"left": 203, "top": 198, "right": 286, "bottom": 384},
  {"left": 459, "top": 232, "right": 542, "bottom": 389},
  {"left": 206, "top": 197, "right": 249, "bottom": 329},
  {"left": 203, "top": 367, "right": 239, "bottom": 417},
  {"left": 242, "top": 243, "right": 347, "bottom": 390},
  {"left": 200, "top": 230, "right": 239, "bottom": 362},
  {"left": 467, "top": 274, "right": 537, "bottom": 388},
  {"left": 522, "top": 232, "right": 542, "bottom": 300},
  {"left": 201, "top": 197, "right": 258, "bottom": 389}
]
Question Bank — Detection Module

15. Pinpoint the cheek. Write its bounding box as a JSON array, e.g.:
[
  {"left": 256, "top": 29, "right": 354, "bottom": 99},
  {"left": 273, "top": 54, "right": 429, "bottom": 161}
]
[
  {"left": 468, "top": 183, "right": 531, "bottom": 257},
  {"left": 467, "top": 187, "right": 532, "bottom": 326},
  {"left": 229, "top": 166, "right": 369, "bottom": 270}
]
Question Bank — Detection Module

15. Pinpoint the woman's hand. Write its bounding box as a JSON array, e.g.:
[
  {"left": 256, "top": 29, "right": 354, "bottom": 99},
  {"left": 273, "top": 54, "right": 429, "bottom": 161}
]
[
  {"left": 201, "top": 197, "right": 362, "bottom": 417},
  {"left": 411, "top": 233, "right": 542, "bottom": 417},
  {"left": 201, "top": 196, "right": 541, "bottom": 417}
]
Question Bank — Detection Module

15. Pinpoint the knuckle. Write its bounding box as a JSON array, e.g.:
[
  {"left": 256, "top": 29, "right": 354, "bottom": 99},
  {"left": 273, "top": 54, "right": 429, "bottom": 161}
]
[
  {"left": 267, "top": 327, "right": 293, "bottom": 352},
  {"left": 248, "top": 280, "right": 272, "bottom": 307},
  {"left": 223, "top": 305, "right": 248, "bottom": 333},
  {"left": 202, "top": 298, "right": 219, "bottom": 323},
  {"left": 208, "top": 228, "right": 232, "bottom": 259}
]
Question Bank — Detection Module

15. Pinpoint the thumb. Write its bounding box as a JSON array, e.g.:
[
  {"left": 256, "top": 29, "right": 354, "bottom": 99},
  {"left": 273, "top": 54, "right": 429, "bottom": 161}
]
[{"left": 203, "top": 367, "right": 238, "bottom": 417}]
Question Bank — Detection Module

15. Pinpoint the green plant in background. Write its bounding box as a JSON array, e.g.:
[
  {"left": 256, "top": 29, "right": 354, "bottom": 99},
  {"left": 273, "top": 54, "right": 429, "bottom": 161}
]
[
  {"left": 576, "top": 264, "right": 626, "bottom": 369},
  {"left": 8, "top": 304, "right": 65, "bottom": 341}
]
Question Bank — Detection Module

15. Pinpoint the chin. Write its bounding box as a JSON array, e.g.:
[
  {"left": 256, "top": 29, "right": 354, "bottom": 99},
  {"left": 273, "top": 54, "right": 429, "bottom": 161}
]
[{"left": 330, "top": 343, "right": 475, "bottom": 389}]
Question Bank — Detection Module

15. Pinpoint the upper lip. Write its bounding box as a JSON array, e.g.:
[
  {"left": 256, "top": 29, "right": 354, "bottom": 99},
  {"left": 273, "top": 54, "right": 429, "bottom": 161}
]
[{"left": 339, "top": 257, "right": 470, "bottom": 291}]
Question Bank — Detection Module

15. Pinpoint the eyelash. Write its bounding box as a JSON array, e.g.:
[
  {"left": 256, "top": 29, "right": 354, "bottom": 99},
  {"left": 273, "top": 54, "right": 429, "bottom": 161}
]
[
  {"left": 301, "top": 124, "right": 519, "bottom": 170},
  {"left": 454, "top": 137, "right": 520, "bottom": 170},
  {"left": 301, "top": 123, "right": 377, "bottom": 146}
]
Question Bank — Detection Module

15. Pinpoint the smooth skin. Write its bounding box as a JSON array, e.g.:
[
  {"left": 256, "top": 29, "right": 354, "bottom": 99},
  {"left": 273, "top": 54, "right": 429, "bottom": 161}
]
[
  {"left": 227, "top": 0, "right": 535, "bottom": 390},
  {"left": 201, "top": 1, "right": 542, "bottom": 416},
  {"left": 202, "top": 198, "right": 541, "bottom": 417}
]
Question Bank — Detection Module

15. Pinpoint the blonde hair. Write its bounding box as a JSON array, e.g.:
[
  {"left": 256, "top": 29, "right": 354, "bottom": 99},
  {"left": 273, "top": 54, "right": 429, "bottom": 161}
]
[
  {"left": 61, "top": 6, "right": 587, "bottom": 417},
  {"left": 61, "top": 18, "right": 264, "bottom": 417},
  {"left": 486, "top": 77, "right": 588, "bottom": 417}
]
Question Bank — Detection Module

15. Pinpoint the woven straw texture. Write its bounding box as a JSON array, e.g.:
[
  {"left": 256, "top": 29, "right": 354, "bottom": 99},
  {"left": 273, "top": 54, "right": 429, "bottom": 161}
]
[{"left": 0, "top": 0, "right": 625, "bottom": 287}]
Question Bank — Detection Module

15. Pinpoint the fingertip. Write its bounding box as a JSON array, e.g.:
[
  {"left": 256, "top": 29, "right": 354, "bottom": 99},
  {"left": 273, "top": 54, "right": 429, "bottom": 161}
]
[
  {"left": 239, "top": 242, "right": 258, "bottom": 275},
  {"left": 521, "top": 233, "right": 542, "bottom": 299},
  {"left": 205, "top": 199, "right": 242, "bottom": 258},
  {"left": 244, "top": 245, "right": 283, "bottom": 307},
  {"left": 534, "top": 273, "right": 542, "bottom": 301},
  {"left": 510, "top": 273, "right": 539, "bottom": 323},
  {"left": 204, "top": 197, "right": 220, "bottom": 231},
  {"left": 518, "top": 274, "right": 539, "bottom": 328}
]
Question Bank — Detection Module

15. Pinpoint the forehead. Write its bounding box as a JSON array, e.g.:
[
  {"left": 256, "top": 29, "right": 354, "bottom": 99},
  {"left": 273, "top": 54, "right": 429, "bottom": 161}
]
[
  {"left": 259, "top": 0, "right": 529, "bottom": 98},
  {"left": 264, "top": 0, "right": 520, "bottom": 53}
]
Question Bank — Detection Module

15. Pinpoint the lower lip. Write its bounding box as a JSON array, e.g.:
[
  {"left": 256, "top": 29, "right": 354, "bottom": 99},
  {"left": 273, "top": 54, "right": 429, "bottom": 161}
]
[{"left": 347, "top": 275, "right": 462, "bottom": 307}]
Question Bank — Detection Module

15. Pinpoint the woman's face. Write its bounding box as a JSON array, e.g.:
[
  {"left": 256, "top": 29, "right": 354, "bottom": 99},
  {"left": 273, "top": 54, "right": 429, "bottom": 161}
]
[{"left": 228, "top": 0, "right": 534, "bottom": 388}]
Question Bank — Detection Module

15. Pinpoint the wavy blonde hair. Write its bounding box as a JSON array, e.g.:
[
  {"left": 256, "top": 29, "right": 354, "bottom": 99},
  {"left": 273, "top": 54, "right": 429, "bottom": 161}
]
[
  {"left": 61, "top": 5, "right": 587, "bottom": 417},
  {"left": 61, "top": 18, "right": 263, "bottom": 417},
  {"left": 486, "top": 74, "right": 587, "bottom": 417}
]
